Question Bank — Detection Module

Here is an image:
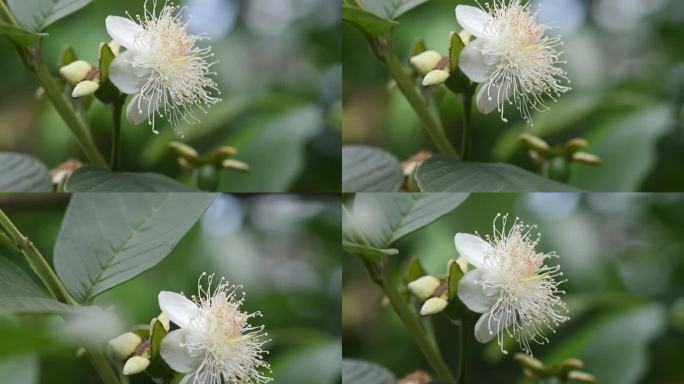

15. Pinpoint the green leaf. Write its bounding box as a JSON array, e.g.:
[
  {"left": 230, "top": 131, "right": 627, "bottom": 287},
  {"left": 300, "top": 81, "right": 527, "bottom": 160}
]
[
  {"left": 218, "top": 106, "right": 323, "bottom": 192},
  {"left": 0, "top": 353, "right": 38, "bottom": 384},
  {"left": 53, "top": 193, "right": 217, "bottom": 302},
  {"left": 342, "top": 5, "right": 398, "bottom": 37},
  {"left": 274, "top": 340, "right": 341, "bottom": 384},
  {"left": 342, "top": 241, "right": 398, "bottom": 262},
  {"left": 149, "top": 319, "right": 167, "bottom": 359},
  {"left": 446, "top": 260, "right": 463, "bottom": 300},
  {"left": 361, "top": 0, "right": 430, "bottom": 20},
  {"left": 8, "top": 0, "right": 92, "bottom": 32},
  {"left": 342, "top": 358, "right": 396, "bottom": 384},
  {"left": 347, "top": 193, "right": 469, "bottom": 248},
  {"left": 342, "top": 145, "right": 403, "bottom": 192},
  {"left": 416, "top": 156, "right": 580, "bottom": 192},
  {"left": 0, "top": 152, "right": 51, "bottom": 192},
  {"left": 568, "top": 104, "right": 674, "bottom": 191},
  {"left": 65, "top": 166, "right": 194, "bottom": 192},
  {"left": 0, "top": 20, "right": 45, "bottom": 45},
  {"left": 403, "top": 256, "right": 427, "bottom": 285}
]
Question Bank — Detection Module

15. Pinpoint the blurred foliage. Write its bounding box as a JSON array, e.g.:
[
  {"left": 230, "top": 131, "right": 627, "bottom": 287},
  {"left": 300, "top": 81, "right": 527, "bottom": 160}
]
[
  {"left": 342, "top": 0, "right": 684, "bottom": 191},
  {"left": 0, "top": 194, "right": 341, "bottom": 383},
  {"left": 343, "top": 193, "right": 684, "bottom": 383},
  {"left": 0, "top": 0, "right": 341, "bottom": 192}
]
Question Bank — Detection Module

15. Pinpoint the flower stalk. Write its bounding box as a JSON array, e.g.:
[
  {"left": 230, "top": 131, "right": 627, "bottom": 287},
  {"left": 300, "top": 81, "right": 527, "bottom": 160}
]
[
  {"left": 110, "top": 98, "right": 124, "bottom": 170},
  {"left": 461, "top": 86, "right": 474, "bottom": 161}
]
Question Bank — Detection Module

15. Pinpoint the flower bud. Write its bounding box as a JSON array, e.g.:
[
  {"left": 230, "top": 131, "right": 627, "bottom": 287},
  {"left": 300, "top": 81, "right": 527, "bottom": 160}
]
[
  {"left": 459, "top": 31, "right": 472, "bottom": 44},
  {"left": 71, "top": 80, "right": 100, "bottom": 98},
  {"left": 572, "top": 152, "right": 602, "bottom": 165},
  {"left": 565, "top": 138, "right": 588, "bottom": 153},
  {"left": 168, "top": 141, "right": 199, "bottom": 163},
  {"left": 422, "top": 70, "right": 450, "bottom": 87},
  {"left": 59, "top": 60, "right": 93, "bottom": 85},
  {"left": 108, "top": 332, "right": 142, "bottom": 360},
  {"left": 150, "top": 312, "right": 171, "bottom": 333},
  {"left": 211, "top": 146, "right": 238, "bottom": 162},
  {"left": 410, "top": 50, "right": 443, "bottom": 76},
  {"left": 454, "top": 257, "right": 468, "bottom": 274},
  {"left": 108, "top": 40, "right": 121, "bottom": 55},
  {"left": 560, "top": 358, "right": 583, "bottom": 370},
  {"left": 566, "top": 371, "right": 596, "bottom": 383},
  {"left": 222, "top": 159, "right": 251, "bottom": 173},
  {"left": 123, "top": 356, "right": 150, "bottom": 375},
  {"left": 519, "top": 133, "right": 550, "bottom": 155},
  {"left": 513, "top": 353, "right": 545, "bottom": 373},
  {"left": 420, "top": 297, "right": 448, "bottom": 316},
  {"left": 408, "top": 276, "right": 441, "bottom": 301}
]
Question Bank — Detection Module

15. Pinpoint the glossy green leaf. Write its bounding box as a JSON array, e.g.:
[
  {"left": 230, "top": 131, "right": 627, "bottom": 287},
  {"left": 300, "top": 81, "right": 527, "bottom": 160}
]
[
  {"left": 0, "top": 152, "right": 52, "bottom": 192},
  {"left": 53, "top": 193, "right": 217, "bottom": 302},
  {"left": 348, "top": 193, "right": 469, "bottom": 248},
  {"left": 361, "top": 0, "right": 430, "bottom": 19},
  {"left": 342, "top": 359, "right": 395, "bottom": 384},
  {"left": 342, "top": 145, "right": 403, "bottom": 192},
  {"left": 342, "top": 241, "right": 398, "bottom": 262},
  {"left": 0, "top": 20, "right": 45, "bottom": 45},
  {"left": 342, "top": 5, "right": 397, "bottom": 37},
  {"left": 416, "top": 156, "right": 579, "bottom": 192},
  {"left": 8, "top": 0, "right": 92, "bottom": 31},
  {"left": 65, "top": 166, "right": 194, "bottom": 192}
]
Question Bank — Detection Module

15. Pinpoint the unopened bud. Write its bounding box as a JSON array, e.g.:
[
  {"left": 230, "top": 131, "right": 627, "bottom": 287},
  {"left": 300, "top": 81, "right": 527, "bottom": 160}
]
[
  {"left": 108, "top": 40, "right": 121, "bottom": 55},
  {"left": 422, "top": 70, "right": 450, "bottom": 86},
  {"left": 123, "top": 356, "right": 150, "bottom": 375},
  {"left": 566, "top": 371, "right": 596, "bottom": 383},
  {"left": 410, "top": 50, "right": 443, "bottom": 76},
  {"left": 565, "top": 138, "right": 588, "bottom": 153},
  {"left": 561, "top": 358, "right": 583, "bottom": 370},
  {"left": 35, "top": 86, "right": 45, "bottom": 100},
  {"left": 408, "top": 276, "right": 441, "bottom": 301},
  {"left": 453, "top": 257, "right": 468, "bottom": 274},
  {"left": 519, "top": 133, "right": 550, "bottom": 155},
  {"left": 459, "top": 31, "right": 472, "bottom": 44},
  {"left": 514, "top": 353, "right": 545, "bottom": 373},
  {"left": 59, "top": 60, "right": 92, "bottom": 85},
  {"left": 211, "top": 146, "right": 238, "bottom": 162},
  {"left": 572, "top": 152, "right": 602, "bottom": 165},
  {"left": 420, "top": 297, "right": 448, "bottom": 316},
  {"left": 222, "top": 159, "right": 251, "bottom": 173},
  {"left": 150, "top": 312, "right": 171, "bottom": 333},
  {"left": 168, "top": 141, "right": 199, "bottom": 162},
  {"left": 71, "top": 80, "right": 100, "bottom": 98},
  {"left": 108, "top": 332, "right": 142, "bottom": 360},
  {"left": 528, "top": 150, "right": 544, "bottom": 165}
]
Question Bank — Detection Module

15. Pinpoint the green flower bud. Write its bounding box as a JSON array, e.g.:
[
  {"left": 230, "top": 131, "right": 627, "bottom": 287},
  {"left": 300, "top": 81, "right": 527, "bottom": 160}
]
[
  {"left": 71, "top": 80, "right": 100, "bottom": 98},
  {"left": 59, "top": 60, "right": 93, "bottom": 85},
  {"left": 410, "top": 50, "right": 443, "bottom": 75},
  {"left": 422, "top": 70, "right": 450, "bottom": 87},
  {"left": 566, "top": 371, "right": 596, "bottom": 383},
  {"left": 565, "top": 138, "right": 588, "bottom": 153},
  {"left": 513, "top": 353, "right": 545, "bottom": 373},
  {"left": 123, "top": 356, "right": 150, "bottom": 375},
  {"left": 168, "top": 141, "right": 200, "bottom": 163},
  {"left": 420, "top": 297, "right": 448, "bottom": 316},
  {"left": 108, "top": 332, "right": 142, "bottom": 360},
  {"left": 519, "top": 133, "right": 550, "bottom": 156},
  {"left": 407, "top": 276, "right": 441, "bottom": 301},
  {"left": 543, "top": 156, "right": 570, "bottom": 182},
  {"left": 572, "top": 152, "right": 602, "bottom": 166},
  {"left": 194, "top": 164, "right": 220, "bottom": 191},
  {"left": 222, "top": 159, "right": 251, "bottom": 173}
]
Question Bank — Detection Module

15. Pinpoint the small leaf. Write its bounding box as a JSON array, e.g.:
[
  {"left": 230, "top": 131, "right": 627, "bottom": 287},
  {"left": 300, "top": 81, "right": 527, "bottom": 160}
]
[
  {"left": 342, "top": 358, "right": 396, "bottom": 384},
  {"left": 0, "top": 20, "right": 45, "bottom": 45},
  {"left": 447, "top": 260, "right": 464, "bottom": 300},
  {"left": 8, "top": 0, "right": 92, "bottom": 32},
  {"left": 403, "top": 256, "right": 427, "bottom": 285},
  {"left": 342, "top": 145, "right": 403, "bottom": 192},
  {"left": 342, "top": 241, "right": 398, "bottom": 262},
  {"left": 416, "top": 156, "right": 580, "bottom": 192},
  {"left": 149, "top": 319, "right": 167, "bottom": 358},
  {"left": 53, "top": 193, "right": 217, "bottom": 302},
  {"left": 65, "top": 166, "right": 194, "bottom": 192},
  {"left": 342, "top": 5, "right": 398, "bottom": 37},
  {"left": 409, "top": 37, "right": 427, "bottom": 57},
  {"left": 0, "top": 152, "right": 52, "bottom": 192}
]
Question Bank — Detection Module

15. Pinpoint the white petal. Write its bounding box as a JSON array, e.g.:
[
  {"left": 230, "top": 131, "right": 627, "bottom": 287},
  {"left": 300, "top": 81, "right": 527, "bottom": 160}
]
[
  {"left": 179, "top": 374, "right": 195, "bottom": 384},
  {"left": 454, "top": 233, "right": 491, "bottom": 267},
  {"left": 110, "top": 50, "right": 147, "bottom": 94},
  {"left": 455, "top": 5, "right": 491, "bottom": 38},
  {"left": 160, "top": 329, "right": 205, "bottom": 374},
  {"left": 457, "top": 269, "right": 499, "bottom": 313},
  {"left": 158, "top": 291, "right": 198, "bottom": 329},
  {"left": 105, "top": 16, "right": 141, "bottom": 49},
  {"left": 126, "top": 93, "right": 161, "bottom": 126},
  {"left": 476, "top": 80, "right": 513, "bottom": 115},
  {"left": 474, "top": 311, "right": 513, "bottom": 344},
  {"left": 459, "top": 39, "right": 493, "bottom": 83}
]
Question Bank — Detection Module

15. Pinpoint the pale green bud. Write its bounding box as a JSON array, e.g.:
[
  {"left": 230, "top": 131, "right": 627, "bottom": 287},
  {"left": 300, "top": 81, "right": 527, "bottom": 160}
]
[
  {"left": 407, "top": 276, "right": 441, "bottom": 301},
  {"left": 168, "top": 141, "right": 200, "bottom": 162},
  {"left": 410, "top": 50, "right": 443, "bottom": 75},
  {"left": 566, "top": 371, "right": 596, "bottom": 383},
  {"left": 150, "top": 312, "right": 171, "bottom": 333},
  {"left": 519, "top": 133, "right": 550, "bottom": 155},
  {"left": 71, "top": 80, "right": 100, "bottom": 98},
  {"left": 572, "top": 152, "right": 602, "bottom": 165},
  {"left": 108, "top": 332, "right": 142, "bottom": 360},
  {"left": 222, "top": 159, "right": 251, "bottom": 173},
  {"left": 420, "top": 297, "right": 448, "bottom": 316},
  {"left": 123, "top": 356, "right": 150, "bottom": 375},
  {"left": 513, "top": 353, "right": 545, "bottom": 372},
  {"left": 422, "top": 70, "right": 450, "bottom": 87},
  {"left": 59, "top": 60, "right": 92, "bottom": 85}
]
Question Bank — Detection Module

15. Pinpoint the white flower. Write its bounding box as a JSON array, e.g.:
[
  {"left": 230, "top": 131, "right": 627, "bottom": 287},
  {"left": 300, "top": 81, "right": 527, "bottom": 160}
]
[
  {"left": 158, "top": 274, "right": 271, "bottom": 384},
  {"left": 455, "top": 214, "right": 568, "bottom": 355},
  {"left": 105, "top": 1, "right": 220, "bottom": 135},
  {"left": 455, "top": 1, "right": 570, "bottom": 124}
]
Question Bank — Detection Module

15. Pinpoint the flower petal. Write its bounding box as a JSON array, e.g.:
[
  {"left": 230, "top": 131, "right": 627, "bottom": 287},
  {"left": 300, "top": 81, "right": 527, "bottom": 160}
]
[
  {"left": 160, "top": 329, "right": 205, "bottom": 374},
  {"left": 459, "top": 39, "right": 493, "bottom": 83},
  {"left": 476, "top": 80, "right": 513, "bottom": 115},
  {"left": 454, "top": 233, "right": 491, "bottom": 267},
  {"left": 158, "top": 291, "right": 198, "bottom": 329},
  {"left": 126, "top": 93, "right": 161, "bottom": 126},
  {"left": 110, "top": 50, "right": 147, "bottom": 94},
  {"left": 105, "top": 16, "right": 141, "bottom": 49},
  {"left": 179, "top": 374, "right": 195, "bottom": 384},
  {"left": 474, "top": 311, "right": 513, "bottom": 344},
  {"left": 457, "top": 268, "right": 499, "bottom": 313},
  {"left": 455, "top": 5, "right": 491, "bottom": 38}
]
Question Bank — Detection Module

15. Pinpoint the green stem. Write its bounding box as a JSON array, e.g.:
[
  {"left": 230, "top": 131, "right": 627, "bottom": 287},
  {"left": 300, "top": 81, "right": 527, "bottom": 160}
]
[
  {"left": 86, "top": 350, "right": 121, "bottom": 384},
  {"left": 461, "top": 88, "right": 474, "bottom": 161},
  {"left": 110, "top": 100, "right": 124, "bottom": 170},
  {"left": 382, "top": 44, "right": 459, "bottom": 158},
  {"left": 0, "top": 0, "right": 18, "bottom": 25},
  {"left": 457, "top": 320, "right": 467, "bottom": 384},
  {"left": 31, "top": 57, "right": 108, "bottom": 167},
  {"left": 0, "top": 209, "right": 72, "bottom": 303}
]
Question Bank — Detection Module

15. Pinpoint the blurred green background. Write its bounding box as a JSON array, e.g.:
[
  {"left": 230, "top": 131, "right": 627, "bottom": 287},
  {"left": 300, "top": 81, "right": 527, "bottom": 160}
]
[
  {"left": 343, "top": 0, "right": 684, "bottom": 191},
  {"left": 343, "top": 193, "right": 684, "bottom": 383},
  {"left": 0, "top": 0, "right": 341, "bottom": 192},
  {"left": 0, "top": 193, "right": 341, "bottom": 383}
]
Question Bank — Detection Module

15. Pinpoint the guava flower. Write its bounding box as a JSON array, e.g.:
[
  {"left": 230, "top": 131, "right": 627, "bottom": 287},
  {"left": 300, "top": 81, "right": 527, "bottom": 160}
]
[
  {"left": 455, "top": 214, "right": 568, "bottom": 355},
  {"left": 158, "top": 274, "right": 271, "bottom": 384},
  {"left": 455, "top": 1, "right": 570, "bottom": 124},
  {"left": 105, "top": 2, "right": 220, "bottom": 135}
]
